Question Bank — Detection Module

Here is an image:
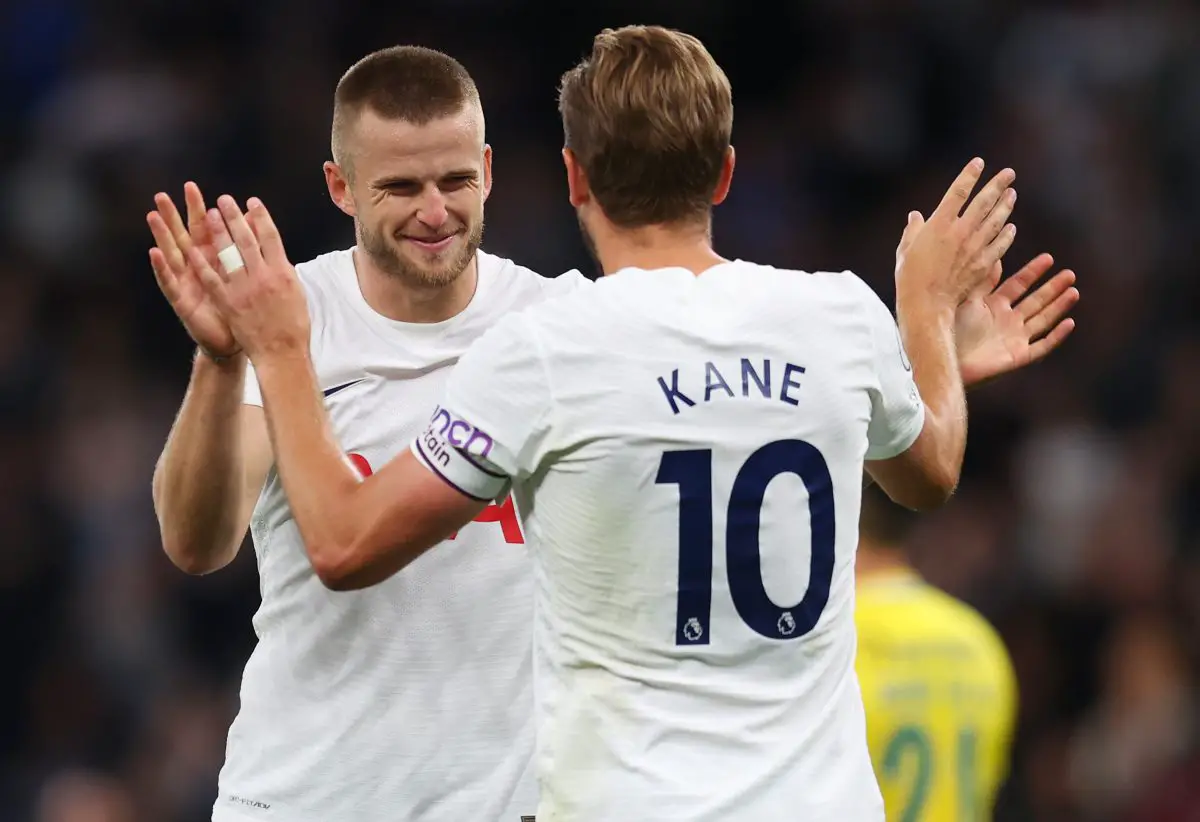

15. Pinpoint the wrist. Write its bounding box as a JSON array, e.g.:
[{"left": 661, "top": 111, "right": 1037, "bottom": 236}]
[
  {"left": 252, "top": 346, "right": 314, "bottom": 390},
  {"left": 895, "top": 288, "right": 956, "bottom": 329},
  {"left": 194, "top": 345, "right": 246, "bottom": 372}
]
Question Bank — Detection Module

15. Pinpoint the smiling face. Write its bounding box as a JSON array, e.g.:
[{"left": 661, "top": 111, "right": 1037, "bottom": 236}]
[{"left": 325, "top": 104, "right": 492, "bottom": 288}]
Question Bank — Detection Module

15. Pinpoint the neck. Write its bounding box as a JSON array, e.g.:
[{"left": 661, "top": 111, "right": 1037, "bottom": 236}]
[
  {"left": 592, "top": 219, "right": 727, "bottom": 277},
  {"left": 352, "top": 248, "right": 478, "bottom": 324},
  {"left": 855, "top": 541, "right": 913, "bottom": 584}
]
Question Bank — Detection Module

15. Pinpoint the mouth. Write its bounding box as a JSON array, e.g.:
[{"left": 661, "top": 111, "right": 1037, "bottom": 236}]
[{"left": 400, "top": 233, "right": 458, "bottom": 254}]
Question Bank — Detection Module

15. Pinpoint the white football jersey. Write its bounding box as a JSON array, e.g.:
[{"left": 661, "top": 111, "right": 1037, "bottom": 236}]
[
  {"left": 212, "top": 248, "right": 586, "bottom": 822},
  {"left": 414, "top": 262, "right": 925, "bottom": 822}
]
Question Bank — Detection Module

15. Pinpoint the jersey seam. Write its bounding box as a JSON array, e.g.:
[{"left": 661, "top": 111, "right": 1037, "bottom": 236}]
[{"left": 522, "top": 313, "right": 560, "bottom": 453}]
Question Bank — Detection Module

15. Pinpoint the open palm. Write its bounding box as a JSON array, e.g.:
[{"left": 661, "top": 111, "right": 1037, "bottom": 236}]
[
  {"left": 147, "top": 182, "right": 240, "bottom": 358},
  {"left": 956, "top": 253, "right": 1079, "bottom": 387}
]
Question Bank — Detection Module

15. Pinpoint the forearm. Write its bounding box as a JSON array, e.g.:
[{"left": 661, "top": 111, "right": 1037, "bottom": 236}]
[
  {"left": 897, "top": 291, "right": 968, "bottom": 493},
  {"left": 153, "top": 350, "right": 250, "bottom": 573},
  {"left": 252, "top": 351, "right": 367, "bottom": 581}
]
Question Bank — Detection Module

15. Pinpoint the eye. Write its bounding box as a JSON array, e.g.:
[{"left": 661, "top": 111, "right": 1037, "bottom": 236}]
[{"left": 382, "top": 181, "right": 420, "bottom": 196}]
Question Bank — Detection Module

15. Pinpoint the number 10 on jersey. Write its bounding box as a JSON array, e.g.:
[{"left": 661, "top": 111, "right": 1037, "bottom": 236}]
[{"left": 655, "top": 439, "right": 837, "bottom": 646}]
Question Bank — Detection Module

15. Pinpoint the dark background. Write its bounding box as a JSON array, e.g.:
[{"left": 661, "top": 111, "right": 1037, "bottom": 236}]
[{"left": 2, "top": 0, "right": 1199, "bottom": 819}]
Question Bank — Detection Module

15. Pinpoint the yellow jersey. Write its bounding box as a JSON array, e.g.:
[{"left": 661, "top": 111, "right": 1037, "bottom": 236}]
[{"left": 855, "top": 570, "right": 1017, "bottom": 822}]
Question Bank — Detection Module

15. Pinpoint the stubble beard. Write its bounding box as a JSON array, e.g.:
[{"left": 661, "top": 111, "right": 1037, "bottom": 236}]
[{"left": 359, "top": 218, "right": 485, "bottom": 289}]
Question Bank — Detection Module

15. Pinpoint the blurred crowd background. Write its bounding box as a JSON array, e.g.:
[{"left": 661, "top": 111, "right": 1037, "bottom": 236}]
[{"left": 2, "top": 0, "right": 1198, "bottom": 820}]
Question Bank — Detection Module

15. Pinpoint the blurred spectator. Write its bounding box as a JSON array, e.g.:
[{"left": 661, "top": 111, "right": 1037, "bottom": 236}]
[{"left": 2, "top": 2, "right": 1198, "bottom": 820}]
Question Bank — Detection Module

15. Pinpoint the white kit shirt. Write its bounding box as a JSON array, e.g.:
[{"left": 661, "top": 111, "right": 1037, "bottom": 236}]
[
  {"left": 415, "top": 262, "right": 925, "bottom": 822},
  {"left": 213, "top": 248, "right": 585, "bottom": 822}
]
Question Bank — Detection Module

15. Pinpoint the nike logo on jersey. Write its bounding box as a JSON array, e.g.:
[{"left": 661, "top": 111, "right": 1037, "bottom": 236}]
[{"left": 322, "top": 378, "right": 366, "bottom": 398}]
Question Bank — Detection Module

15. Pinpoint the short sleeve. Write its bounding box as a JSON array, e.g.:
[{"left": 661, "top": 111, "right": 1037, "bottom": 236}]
[
  {"left": 411, "top": 312, "right": 553, "bottom": 501},
  {"left": 861, "top": 286, "right": 925, "bottom": 461},
  {"left": 243, "top": 360, "right": 263, "bottom": 407}
]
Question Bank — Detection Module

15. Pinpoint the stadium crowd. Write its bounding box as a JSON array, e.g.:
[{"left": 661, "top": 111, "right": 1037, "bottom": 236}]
[{"left": 1, "top": 0, "right": 1198, "bottom": 819}]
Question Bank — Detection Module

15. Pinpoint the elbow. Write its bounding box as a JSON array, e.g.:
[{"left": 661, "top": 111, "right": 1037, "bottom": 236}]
[
  {"left": 309, "top": 533, "right": 426, "bottom": 592},
  {"left": 309, "top": 543, "right": 371, "bottom": 591},
  {"left": 899, "top": 465, "right": 959, "bottom": 512},
  {"left": 161, "top": 536, "right": 235, "bottom": 575}
]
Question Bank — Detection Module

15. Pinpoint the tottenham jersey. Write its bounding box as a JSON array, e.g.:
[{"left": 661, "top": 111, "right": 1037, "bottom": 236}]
[
  {"left": 213, "top": 248, "right": 586, "bottom": 822},
  {"left": 414, "top": 262, "right": 926, "bottom": 822}
]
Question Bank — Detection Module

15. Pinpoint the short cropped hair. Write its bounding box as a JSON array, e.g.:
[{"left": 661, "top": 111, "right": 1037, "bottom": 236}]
[
  {"left": 859, "top": 485, "right": 920, "bottom": 547},
  {"left": 557, "top": 26, "right": 733, "bottom": 229},
  {"left": 331, "top": 46, "right": 481, "bottom": 166}
]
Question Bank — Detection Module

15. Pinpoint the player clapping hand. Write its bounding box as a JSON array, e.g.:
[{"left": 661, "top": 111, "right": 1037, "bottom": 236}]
[
  {"left": 895, "top": 159, "right": 1018, "bottom": 309},
  {"left": 185, "top": 195, "right": 312, "bottom": 362},
  {"left": 146, "top": 183, "right": 242, "bottom": 361},
  {"left": 956, "top": 252, "right": 1079, "bottom": 386}
]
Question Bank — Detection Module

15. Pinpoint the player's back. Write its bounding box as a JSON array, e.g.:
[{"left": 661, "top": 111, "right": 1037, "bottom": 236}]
[
  {"left": 855, "top": 571, "right": 1017, "bottom": 822},
  {"left": 510, "top": 262, "right": 924, "bottom": 821}
]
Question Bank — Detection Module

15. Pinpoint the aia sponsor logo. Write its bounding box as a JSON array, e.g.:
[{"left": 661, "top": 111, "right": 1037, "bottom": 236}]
[{"left": 347, "top": 452, "right": 523, "bottom": 544}]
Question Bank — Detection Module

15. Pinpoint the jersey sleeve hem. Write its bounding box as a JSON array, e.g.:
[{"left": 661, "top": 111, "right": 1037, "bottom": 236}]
[{"left": 864, "top": 401, "right": 925, "bottom": 461}]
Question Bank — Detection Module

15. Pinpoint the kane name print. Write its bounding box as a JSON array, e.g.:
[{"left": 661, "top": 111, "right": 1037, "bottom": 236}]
[{"left": 657, "top": 358, "right": 807, "bottom": 415}]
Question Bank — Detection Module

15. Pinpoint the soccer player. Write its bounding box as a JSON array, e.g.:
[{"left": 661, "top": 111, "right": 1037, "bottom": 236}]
[
  {"left": 855, "top": 485, "right": 1017, "bottom": 822},
  {"left": 185, "top": 24, "right": 1074, "bottom": 822},
  {"left": 148, "top": 47, "right": 585, "bottom": 822}
]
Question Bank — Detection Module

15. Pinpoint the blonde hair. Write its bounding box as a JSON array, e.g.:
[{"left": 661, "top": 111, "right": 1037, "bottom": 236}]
[{"left": 558, "top": 25, "right": 733, "bottom": 228}]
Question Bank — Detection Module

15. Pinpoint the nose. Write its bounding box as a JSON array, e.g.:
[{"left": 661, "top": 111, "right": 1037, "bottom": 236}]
[{"left": 416, "top": 186, "right": 449, "bottom": 230}]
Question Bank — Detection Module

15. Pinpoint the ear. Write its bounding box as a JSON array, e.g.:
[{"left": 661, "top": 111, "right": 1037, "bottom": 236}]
[
  {"left": 711, "top": 146, "right": 736, "bottom": 206},
  {"left": 324, "top": 161, "right": 357, "bottom": 217},
  {"left": 481, "top": 144, "right": 494, "bottom": 203},
  {"left": 563, "top": 148, "right": 591, "bottom": 208}
]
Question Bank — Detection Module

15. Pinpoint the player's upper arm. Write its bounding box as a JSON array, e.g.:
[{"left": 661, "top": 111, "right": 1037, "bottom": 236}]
[
  {"left": 315, "top": 314, "right": 554, "bottom": 590},
  {"left": 846, "top": 279, "right": 948, "bottom": 509},
  {"left": 413, "top": 311, "right": 555, "bottom": 501}
]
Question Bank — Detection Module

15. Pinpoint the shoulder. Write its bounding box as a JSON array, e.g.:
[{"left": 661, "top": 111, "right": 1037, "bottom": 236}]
[
  {"left": 294, "top": 247, "right": 355, "bottom": 294},
  {"left": 806, "top": 269, "right": 892, "bottom": 320},
  {"left": 477, "top": 250, "right": 590, "bottom": 309},
  {"left": 290, "top": 248, "right": 356, "bottom": 320}
]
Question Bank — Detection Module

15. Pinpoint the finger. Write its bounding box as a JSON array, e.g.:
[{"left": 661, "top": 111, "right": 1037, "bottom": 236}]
[
  {"left": 184, "top": 182, "right": 208, "bottom": 236},
  {"left": 930, "top": 158, "right": 984, "bottom": 224},
  {"left": 960, "top": 168, "right": 1016, "bottom": 231},
  {"left": 976, "top": 222, "right": 1018, "bottom": 272},
  {"left": 246, "top": 197, "right": 289, "bottom": 268},
  {"left": 1017, "top": 269, "right": 1077, "bottom": 320},
  {"left": 183, "top": 181, "right": 225, "bottom": 271},
  {"left": 149, "top": 248, "right": 178, "bottom": 298},
  {"left": 188, "top": 244, "right": 231, "bottom": 297},
  {"left": 146, "top": 212, "right": 187, "bottom": 274},
  {"left": 205, "top": 206, "right": 242, "bottom": 274},
  {"left": 154, "top": 192, "right": 191, "bottom": 249},
  {"left": 1027, "top": 318, "right": 1077, "bottom": 363},
  {"left": 1025, "top": 284, "right": 1080, "bottom": 337},
  {"left": 216, "top": 195, "right": 264, "bottom": 272},
  {"left": 995, "top": 253, "right": 1054, "bottom": 302},
  {"left": 970, "top": 187, "right": 1017, "bottom": 255}
]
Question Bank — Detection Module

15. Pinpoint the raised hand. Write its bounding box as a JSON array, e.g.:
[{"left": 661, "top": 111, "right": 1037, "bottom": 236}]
[
  {"left": 956, "top": 253, "right": 1079, "bottom": 387},
  {"left": 186, "top": 195, "right": 311, "bottom": 361},
  {"left": 147, "top": 182, "right": 241, "bottom": 359},
  {"left": 895, "top": 159, "right": 1018, "bottom": 309}
]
